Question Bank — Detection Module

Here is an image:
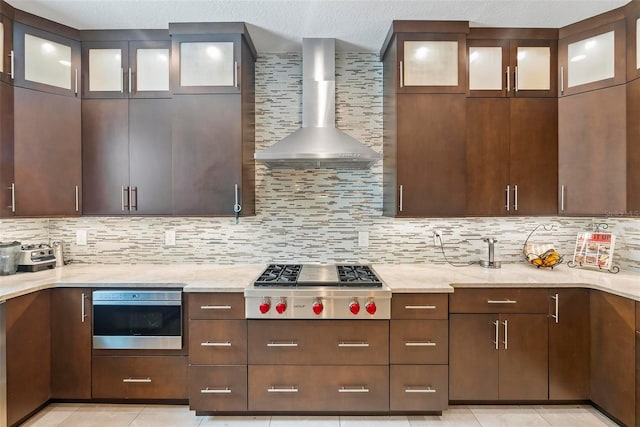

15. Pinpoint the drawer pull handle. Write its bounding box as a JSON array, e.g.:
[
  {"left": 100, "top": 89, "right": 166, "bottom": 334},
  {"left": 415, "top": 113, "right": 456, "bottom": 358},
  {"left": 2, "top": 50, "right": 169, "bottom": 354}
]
[
  {"left": 201, "top": 341, "right": 232, "bottom": 347},
  {"left": 405, "top": 341, "right": 436, "bottom": 347},
  {"left": 338, "top": 342, "right": 369, "bottom": 348},
  {"left": 404, "top": 305, "right": 436, "bottom": 310},
  {"left": 267, "top": 342, "right": 298, "bottom": 347},
  {"left": 200, "top": 305, "right": 232, "bottom": 310},
  {"left": 339, "top": 386, "right": 369, "bottom": 393},
  {"left": 487, "top": 299, "right": 517, "bottom": 304},
  {"left": 123, "top": 377, "right": 151, "bottom": 383},
  {"left": 268, "top": 386, "right": 298, "bottom": 393},
  {"left": 201, "top": 387, "right": 231, "bottom": 394},
  {"left": 405, "top": 387, "right": 436, "bottom": 393}
]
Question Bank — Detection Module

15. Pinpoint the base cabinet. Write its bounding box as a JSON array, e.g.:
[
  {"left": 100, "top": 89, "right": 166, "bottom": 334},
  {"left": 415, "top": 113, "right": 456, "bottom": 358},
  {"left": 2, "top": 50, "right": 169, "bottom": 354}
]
[
  {"left": 189, "top": 365, "right": 247, "bottom": 412},
  {"left": 390, "top": 365, "right": 448, "bottom": 411}
]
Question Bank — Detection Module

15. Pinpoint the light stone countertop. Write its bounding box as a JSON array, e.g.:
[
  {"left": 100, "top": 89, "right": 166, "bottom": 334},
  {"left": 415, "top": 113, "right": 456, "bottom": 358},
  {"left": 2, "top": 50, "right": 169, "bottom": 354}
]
[{"left": 0, "top": 262, "right": 639, "bottom": 302}]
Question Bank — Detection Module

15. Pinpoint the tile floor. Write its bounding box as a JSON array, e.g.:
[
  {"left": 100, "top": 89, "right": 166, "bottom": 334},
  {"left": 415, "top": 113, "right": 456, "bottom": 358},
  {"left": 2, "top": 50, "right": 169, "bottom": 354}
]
[{"left": 20, "top": 404, "right": 620, "bottom": 426}]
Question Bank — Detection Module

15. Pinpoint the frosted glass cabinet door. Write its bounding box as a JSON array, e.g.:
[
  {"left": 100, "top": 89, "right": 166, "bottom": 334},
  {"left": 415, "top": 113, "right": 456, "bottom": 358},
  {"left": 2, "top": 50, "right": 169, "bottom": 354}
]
[
  {"left": 403, "top": 40, "right": 458, "bottom": 87},
  {"left": 567, "top": 31, "right": 615, "bottom": 88},
  {"left": 24, "top": 33, "right": 71, "bottom": 90},
  {"left": 516, "top": 47, "right": 550, "bottom": 91},
  {"left": 469, "top": 47, "right": 503, "bottom": 90},
  {"left": 136, "top": 48, "right": 170, "bottom": 92},
  {"left": 89, "top": 48, "right": 123, "bottom": 92},
  {"left": 180, "top": 41, "right": 235, "bottom": 87}
]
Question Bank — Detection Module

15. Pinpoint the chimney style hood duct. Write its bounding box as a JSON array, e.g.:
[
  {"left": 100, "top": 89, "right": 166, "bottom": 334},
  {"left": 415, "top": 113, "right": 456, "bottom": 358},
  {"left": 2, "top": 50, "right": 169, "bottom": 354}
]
[{"left": 254, "top": 38, "right": 380, "bottom": 169}]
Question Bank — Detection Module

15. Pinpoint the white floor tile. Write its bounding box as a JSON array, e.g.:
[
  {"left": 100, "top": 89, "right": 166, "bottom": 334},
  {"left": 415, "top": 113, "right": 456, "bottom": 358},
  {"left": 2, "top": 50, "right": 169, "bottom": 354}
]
[
  {"left": 20, "top": 403, "right": 82, "bottom": 427},
  {"left": 408, "top": 406, "right": 481, "bottom": 427},
  {"left": 57, "top": 411, "right": 139, "bottom": 427},
  {"left": 139, "top": 404, "right": 196, "bottom": 414},
  {"left": 468, "top": 405, "right": 551, "bottom": 427},
  {"left": 198, "top": 415, "right": 271, "bottom": 427},
  {"left": 270, "top": 415, "right": 340, "bottom": 427},
  {"left": 130, "top": 411, "right": 204, "bottom": 427},
  {"left": 74, "top": 403, "right": 146, "bottom": 414},
  {"left": 339, "top": 415, "right": 411, "bottom": 427}
]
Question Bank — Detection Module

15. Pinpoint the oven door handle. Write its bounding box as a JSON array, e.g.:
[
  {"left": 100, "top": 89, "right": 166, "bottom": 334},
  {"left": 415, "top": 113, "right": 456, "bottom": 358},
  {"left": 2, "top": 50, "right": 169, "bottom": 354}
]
[{"left": 92, "top": 300, "right": 181, "bottom": 306}]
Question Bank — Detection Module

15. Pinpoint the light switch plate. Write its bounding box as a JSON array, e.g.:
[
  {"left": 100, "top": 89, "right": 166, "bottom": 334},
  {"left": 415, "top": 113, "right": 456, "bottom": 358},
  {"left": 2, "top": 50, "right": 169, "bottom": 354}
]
[
  {"left": 358, "top": 231, "right": 369, "bottom": 248},
  {"left": 76, "top": 229, "right": 87, "bottom": 246},
  {"left": 165, "top": 230, "right": 176, "bottom": 246}
]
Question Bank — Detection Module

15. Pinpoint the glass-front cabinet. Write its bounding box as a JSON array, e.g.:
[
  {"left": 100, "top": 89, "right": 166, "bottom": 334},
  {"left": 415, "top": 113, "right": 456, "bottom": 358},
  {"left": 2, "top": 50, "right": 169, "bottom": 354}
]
[
  {"left": 82, "top": 39, "right": 170, "bottom": 98},
  {"left": 0, "top": 10, "right": 13, "bottom": 84},
  {"left": 559, "top": 20, "right": 625, "bottom": 96},
  {"left": 467, "top": 30, "right": 557, "bottom": 97},
  {"left": 13, "top": 23, "right": 80, "bottom": 96}
]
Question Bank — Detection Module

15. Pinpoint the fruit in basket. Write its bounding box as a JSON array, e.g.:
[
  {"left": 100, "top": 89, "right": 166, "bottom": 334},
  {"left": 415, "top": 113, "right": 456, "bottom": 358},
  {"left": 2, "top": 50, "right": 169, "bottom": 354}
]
[
  {"left": 524, "top": 243, "right": 562, "bottom": 268},
  {"left": 541, "top": 249, "right": 561, "bottom": 267}
]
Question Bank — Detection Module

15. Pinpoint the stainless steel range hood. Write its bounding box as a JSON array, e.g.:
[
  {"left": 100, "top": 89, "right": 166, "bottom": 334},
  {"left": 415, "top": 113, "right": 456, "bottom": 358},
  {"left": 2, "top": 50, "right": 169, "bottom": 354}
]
[{"left": 254, "top": 38, "right": 380, "bottom": 169}]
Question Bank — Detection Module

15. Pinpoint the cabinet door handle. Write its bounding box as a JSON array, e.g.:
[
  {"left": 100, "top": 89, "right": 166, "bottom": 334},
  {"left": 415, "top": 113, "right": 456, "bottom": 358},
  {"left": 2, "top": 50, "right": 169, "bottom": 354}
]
[
  {"left": 493, "top": 320, "right": 499, "bottom": 350},
  {"left": 505, "top": 185, "right": 510, "bottom": 211},
  {"left": 9, "top": 50, "right": 14, "bottom": 79},
  {"left": 201, "top": 341, "right": 232, "bottom": 347},
  {"left": 234, "top": 61, "right": 239, "bottom": 88},
  {"left": 123, "top": 377, "right": 152, "bottom": 383},
  {"left": 503, "top": 320, "right": 508, "bottom": 350},
  {"left": 487, "top": 299, "right": 516, "bottom": 304},
  {"left": 339, "top": 386, "right": 369, "bottom": 393},
  {"left": 560, "top": 185, "right": 565, "bottom": 212},
  {"left": 121, "top": 68, "right": 124, "bottom": 93},
  {"left": 122, "top": 185, "right": 129, "bottom": 211},
  {"left": 75, "top": 185, "right": 79, "bottom": 212},
  {"left": 399, "top": 185, "right": 403, "bottom": 212},
  {"left": 551, "top": 293, "right": 559, "bottom": 323},
  {"left": 399, "top": 60, "right": 404, "bottom": 88},
  {"left": 338, "top": 342, "right": 369, "bottom": 348},
  {"left": 7, "top": 183, "right": 15, "bottom": 213},
  {"left": 268, "top": 386, "right": 298, "bottom": 393},
  {"left": 560, "top": 66, "right": 564, "bottom": 95},
  {"left": 267, "top": 342, "right": 298, "bottom": 347},
  {"left": 506, "top": 65, "right": 510, "bottom": 92},
  {"left": 75, "top": 68, "right": 78, "bottom": 95},
  {"left": 514, "top": 66, "right": 518, "bottom": 92},
  {"left": 513, "top": 184, "right": 518, "bottom": 211},
  {"left": 405, "top": 341, "right": 436, "bottom": 347},
  {"left": 201, "top": 387, "right": 231, "bottom": 394},
  {"left": 128, "top": 67, "right": 132, "bottom": 93},
  {"left": 404, "top": 305, "right": 436, "bottom": 310},
  {"left": 81, "top": 292, "right": 88, "bottom": 323},
  {"left": 200, "top": 305, "right": 232, "bottom": 310},
  {"left": 405, "top": 387, "right": 436, "bottom": 393},
  {"left": 131, "top": 187, "right": 138, "bottom": 211}
]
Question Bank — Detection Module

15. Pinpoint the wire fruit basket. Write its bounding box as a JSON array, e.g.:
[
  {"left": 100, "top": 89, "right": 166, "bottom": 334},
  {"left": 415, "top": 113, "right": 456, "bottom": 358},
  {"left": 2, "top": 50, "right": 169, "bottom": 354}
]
[{"left": 523, "top": 225, "right": 563, "bottom": 269}]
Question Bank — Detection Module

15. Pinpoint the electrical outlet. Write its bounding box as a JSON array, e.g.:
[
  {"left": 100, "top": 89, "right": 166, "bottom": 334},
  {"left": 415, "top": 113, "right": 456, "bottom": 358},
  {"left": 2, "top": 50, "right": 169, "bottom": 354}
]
[
  {"left": 165, "top": 230, "right": 176, "bottom": 246},
  {"left": 433, "top": 230, "right": 442, "bottom": 246},
  {"left": 76, "top": 229, "right": 87, "bottom": 246},
  {"left": 358, "top": 231, "right": 369, "bottom": 248}
]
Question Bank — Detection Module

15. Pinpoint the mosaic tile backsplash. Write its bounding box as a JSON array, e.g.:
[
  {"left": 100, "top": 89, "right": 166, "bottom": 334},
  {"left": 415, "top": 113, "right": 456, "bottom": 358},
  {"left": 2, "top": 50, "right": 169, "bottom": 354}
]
[{"left": 1, "top": 53, "right": 639, "bottom": 272}]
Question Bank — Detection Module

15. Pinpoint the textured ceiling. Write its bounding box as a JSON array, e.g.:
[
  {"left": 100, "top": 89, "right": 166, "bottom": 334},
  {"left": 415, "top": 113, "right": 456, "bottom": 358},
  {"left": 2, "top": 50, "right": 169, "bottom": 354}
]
[{"left": 5, "top": 0, "right": 632, "bottom": 53}]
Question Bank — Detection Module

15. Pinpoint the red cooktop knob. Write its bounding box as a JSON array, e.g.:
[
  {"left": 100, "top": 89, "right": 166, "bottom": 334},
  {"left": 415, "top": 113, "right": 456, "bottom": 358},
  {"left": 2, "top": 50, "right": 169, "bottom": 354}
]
[
  {"left": 349, "top": 299, "right": 360, "bottom": 315},
  {"left": 365, "top": 301, "right": 377, "bottom": 315},
  {"left": 275, "top": 300, "right": 287, "bottom": 314},
  {"left": 312, "top": 300, "right": 324, "bottom": 315},
  {"left": 259, "top": 300, "right": 271, "bottom": 314}
]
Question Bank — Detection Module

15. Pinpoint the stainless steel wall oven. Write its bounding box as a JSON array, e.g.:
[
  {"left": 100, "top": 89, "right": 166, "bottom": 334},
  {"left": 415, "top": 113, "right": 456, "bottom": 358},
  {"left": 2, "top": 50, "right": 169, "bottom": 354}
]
[{"left": 92, "top": 290, "right": 183, "bottom": 350}]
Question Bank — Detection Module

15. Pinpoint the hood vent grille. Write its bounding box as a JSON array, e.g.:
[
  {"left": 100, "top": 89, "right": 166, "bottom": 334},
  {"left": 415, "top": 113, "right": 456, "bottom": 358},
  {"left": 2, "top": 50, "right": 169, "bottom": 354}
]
[{"left": 254, "top": 38, "right": 380, "bottom": 169}]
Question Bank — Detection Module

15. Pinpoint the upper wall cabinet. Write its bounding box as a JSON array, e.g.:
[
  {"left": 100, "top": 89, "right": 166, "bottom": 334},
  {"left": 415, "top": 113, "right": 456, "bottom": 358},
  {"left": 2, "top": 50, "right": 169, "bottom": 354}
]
[
  {"left": 169, "top": 23, "right": 256, "bottom": 95},
  {"left": 559, "top": 13, "right": 625, "bottom": 96},
  {"left": 381, "top": 21, "right": 468, "bottom": 94},
  {"left": 626, "top": 1, "right": 640, "bottom": 81},
  {"left": 81, "top": 32, "right": 171, "bottom": 99},
  {"left": 13, "top": 23, "right": 80, "bottom": 97},
  {"left": 0, "top": 8, "right": 14, "bottom": 84},
  {"left": 467, "top": 29, "right": 558, "bottom": 98}
]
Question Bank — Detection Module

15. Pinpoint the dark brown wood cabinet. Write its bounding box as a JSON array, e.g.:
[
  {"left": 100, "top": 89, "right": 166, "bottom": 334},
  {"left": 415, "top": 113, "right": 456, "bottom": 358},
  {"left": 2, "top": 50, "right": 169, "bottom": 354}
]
[
  {"left": 628, "top": 76, "right": 640, "bottom": 212},
  {"left": 51, "top": 288, "right": 92, "bottom": 400},
  {"left": 0, "top": 80, "right": 13, "bottom": 218},
  {"left": 548, "top": 288, "right": 590, "bottom": 401},
  {"left": 0, "top": 5, "right": 14, "bottom": 85},
  {"left": 590, "top": 290, "right": 635, "bottom": 427},
  {"left": 188, "top": 293, "right": 247, "bottom": 413},
  {"left": 6, "top": 290, "right": 51, "bottom": 427},
  {"left": 449, "top": 288, "right": 549, "bottom": 401},
  {"left": 558, "top": 85, "right": 626, "bottom": 215}
]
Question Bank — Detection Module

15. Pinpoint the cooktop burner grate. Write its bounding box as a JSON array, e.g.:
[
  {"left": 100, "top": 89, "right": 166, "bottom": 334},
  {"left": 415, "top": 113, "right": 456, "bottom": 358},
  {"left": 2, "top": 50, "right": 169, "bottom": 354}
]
[
  {"left": 254, "top": 264, "right": 382, "bottom": 288},
  {"left": 254, "top": 264, "right": 302, "bottom": 287},
  {"left": 337, "top": 265, "right": 382, "bottom": 287}
]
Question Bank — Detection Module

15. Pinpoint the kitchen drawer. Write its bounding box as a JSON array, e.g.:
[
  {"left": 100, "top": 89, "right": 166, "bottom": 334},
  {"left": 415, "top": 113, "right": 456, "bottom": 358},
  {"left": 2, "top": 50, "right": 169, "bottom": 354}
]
[
  {"left": 189, "top": 365, "right": 247, "bottom": 412},
  {"left": 248, "top": 320, "right": 388, "bottom": 365},
  {"left": 449, "top": 288, "right": 548, "bottom": 314},
  {"left": 392, "top": 294, "right": 448, "bottom": 319},
  {"left": 92, "top": 356, "right": 188, "bottom": 399},
  {"left": 390, "top": 365, "right": 448, "bottom": 411},
  {"left": 188, "top": 293, "right": 245, "bottom": 320},
  {"left": 189, "top": 320, "right": 247, "bottom": 365},
  {"left": 248, "top": 365, "right": 389, "bottom": 412},
  {"left": 390, "top": 320, "right": 448, "bottom": 365}
]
